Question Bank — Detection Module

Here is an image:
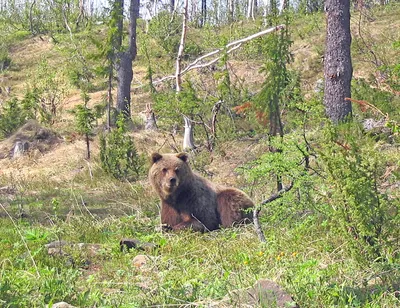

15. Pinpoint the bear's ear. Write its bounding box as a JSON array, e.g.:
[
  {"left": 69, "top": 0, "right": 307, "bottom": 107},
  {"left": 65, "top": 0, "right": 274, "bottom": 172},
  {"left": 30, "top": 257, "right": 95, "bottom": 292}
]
[
  {"left": 151, "top": 153, "right": 163, "bottom": 164},
  {"left": 176, "top": 152, "right": 188, "bottom": 162}
]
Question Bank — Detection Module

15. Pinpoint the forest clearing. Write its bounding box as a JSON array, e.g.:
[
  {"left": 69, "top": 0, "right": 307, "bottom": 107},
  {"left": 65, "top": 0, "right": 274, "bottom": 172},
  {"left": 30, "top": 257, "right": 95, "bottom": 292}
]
[{"left": 0, "top": 1, "right": 399, "bottom": 307}]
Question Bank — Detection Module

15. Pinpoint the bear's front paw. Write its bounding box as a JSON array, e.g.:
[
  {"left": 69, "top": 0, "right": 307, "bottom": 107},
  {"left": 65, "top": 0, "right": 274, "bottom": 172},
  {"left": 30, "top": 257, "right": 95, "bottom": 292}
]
[
  {"left": 161, "top": 224, "right": 173, "bottom": 232},
  {"left": 172, "top": 222, "right": 190, "bottom": 231}
]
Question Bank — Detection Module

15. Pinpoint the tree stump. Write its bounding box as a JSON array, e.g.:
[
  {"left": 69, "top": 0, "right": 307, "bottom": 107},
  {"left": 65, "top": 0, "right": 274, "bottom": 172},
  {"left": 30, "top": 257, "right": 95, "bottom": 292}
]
[{"left": 13, "top": 141, "right": 29, "bottom": 158}]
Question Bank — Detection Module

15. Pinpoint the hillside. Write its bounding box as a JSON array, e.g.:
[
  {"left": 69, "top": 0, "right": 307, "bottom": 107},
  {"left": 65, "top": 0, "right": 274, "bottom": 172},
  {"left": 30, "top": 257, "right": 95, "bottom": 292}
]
[{"left": 0, "top": 4, "right": 399, "bottom": 307}]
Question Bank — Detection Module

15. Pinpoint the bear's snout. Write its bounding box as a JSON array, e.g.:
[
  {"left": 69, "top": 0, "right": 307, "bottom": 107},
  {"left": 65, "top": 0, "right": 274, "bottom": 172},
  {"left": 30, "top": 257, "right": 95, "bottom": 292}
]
[{"left": 163, "top": 176, "right": 179, "bottom": 193}]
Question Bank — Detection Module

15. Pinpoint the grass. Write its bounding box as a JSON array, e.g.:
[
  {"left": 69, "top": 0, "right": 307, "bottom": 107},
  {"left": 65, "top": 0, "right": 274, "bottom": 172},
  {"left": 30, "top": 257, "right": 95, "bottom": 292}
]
[{"left": 1, "top": 162, "right": 399, "bottom": 307}]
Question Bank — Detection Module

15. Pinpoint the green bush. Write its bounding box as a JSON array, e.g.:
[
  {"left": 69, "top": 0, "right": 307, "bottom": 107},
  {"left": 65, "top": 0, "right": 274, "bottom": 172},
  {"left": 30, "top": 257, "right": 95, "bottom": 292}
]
[
  {"left": 352, "top": 78, "right": 400, "bottom": 121},
  {"left": 318, "top": 122, "right": 397, "bottom": 263},
  {"left": 0, "top": 48, "right": 11, "bottom": 71},
  {"left": 99, "top": 114, "right": 146, "bottom": 181},
  {"left": 0, "top": 98, "right": 28, "bottom": 139}
]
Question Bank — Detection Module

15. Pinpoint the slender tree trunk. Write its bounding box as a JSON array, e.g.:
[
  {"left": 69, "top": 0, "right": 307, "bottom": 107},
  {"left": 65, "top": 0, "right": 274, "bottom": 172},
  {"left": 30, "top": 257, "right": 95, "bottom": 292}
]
[
  {"left": 116, "top": 0, "right": 140, "bottom": 119},
  {"left": 85, "top": 133, "right": 90, "bottom": 159},
  {"left": 107, "top": 66, "right": 113, "bottom": 130},
  {"left": 76, "top": 0, "right": 87, "bottom": 28},
  {"left": 279, "top": 0, "right": 288, "bottom": 14},
  {"left": 29, "top": 0, "right": 37, "bottom": 34},
  {"left": 200, "top": 0, "right": 207, "bottom": 27},
  {"left": 247, "top": 0, "right": 254, "bottom": 19},
  {"left": 116, "top": 53, "right": 133, "bottom": 117},
  {"left": 230, "top": 0, "right": 234, "bottom": 22},
  {"left": 323, "top": 0, "right": 353, "bottom": 123},
  {"left": 170, "top": 0, "right": 175, "bottom": 13},
  {"left": 176, "top": 0, "right": 189, "bottom": 92},
  {"left": 115, "top": 0, "right": 124, "bottom": 49}
]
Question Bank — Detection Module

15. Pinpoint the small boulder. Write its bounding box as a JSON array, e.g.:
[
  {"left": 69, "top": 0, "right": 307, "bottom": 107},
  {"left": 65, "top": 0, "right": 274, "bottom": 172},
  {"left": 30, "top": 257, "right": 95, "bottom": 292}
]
[
  {"left": 229, "top": 279, "right": 298, "bottom": 308},
  {"left": 120, "top": 238, "right": 158, "bottom": 252},
  {"left": 132, "top": 255, "right": 151, "bottom": 268},
  {"left": 48, "top": 302, "right": 76, "bottom": 308}
]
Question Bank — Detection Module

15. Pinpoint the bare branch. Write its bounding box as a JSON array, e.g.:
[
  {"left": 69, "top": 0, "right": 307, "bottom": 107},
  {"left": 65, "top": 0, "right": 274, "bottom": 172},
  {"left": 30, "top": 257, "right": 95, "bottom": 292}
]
[
  {"left": 138, "top": 25, "right": 285, "bottom": 90},
  {"left": 175, "top": 0, "right": 189, "bottom": 92},
  {"left": 253, "top": 181, "right": 294, "bottom": 243}
]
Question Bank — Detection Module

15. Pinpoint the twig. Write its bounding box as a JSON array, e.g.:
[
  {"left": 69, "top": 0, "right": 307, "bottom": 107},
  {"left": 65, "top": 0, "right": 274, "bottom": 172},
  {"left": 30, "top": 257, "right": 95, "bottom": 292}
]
[
  {"left": 253, "top": 182, "right": 294, "bottom": 243},
  {"left": 84, "top": 159, "right": 93, "bottom": 181},
  {"left": 80, "top": 195, "right": 98, "bottom": 222}
]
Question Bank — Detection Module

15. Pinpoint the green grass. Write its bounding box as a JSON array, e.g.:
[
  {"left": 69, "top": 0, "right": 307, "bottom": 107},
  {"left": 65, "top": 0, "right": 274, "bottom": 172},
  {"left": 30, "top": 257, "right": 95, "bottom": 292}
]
[{"left": 1, "top": 167, "right": 399, "bottom": 307}]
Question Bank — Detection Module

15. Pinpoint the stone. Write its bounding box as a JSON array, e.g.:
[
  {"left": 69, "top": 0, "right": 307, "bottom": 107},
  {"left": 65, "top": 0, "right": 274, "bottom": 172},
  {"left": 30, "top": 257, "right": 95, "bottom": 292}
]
[
  {"left": 132, "top": 255, "right": 151, "bottom": 268},
  {"left": 229, "top": 279, "right": 298, "bottom": 308},
  {"left": 120, "top": 238, "right": 158, "bottom": 252},
  {"left": 48, "top": 302, "right": 76, "bottom": 308}
]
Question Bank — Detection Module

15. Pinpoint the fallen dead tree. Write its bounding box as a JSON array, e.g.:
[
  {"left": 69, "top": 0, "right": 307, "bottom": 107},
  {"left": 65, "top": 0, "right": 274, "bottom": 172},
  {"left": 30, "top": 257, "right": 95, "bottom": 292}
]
[{"left": 133, "top": 25, "right": 285, "bottom": 90}]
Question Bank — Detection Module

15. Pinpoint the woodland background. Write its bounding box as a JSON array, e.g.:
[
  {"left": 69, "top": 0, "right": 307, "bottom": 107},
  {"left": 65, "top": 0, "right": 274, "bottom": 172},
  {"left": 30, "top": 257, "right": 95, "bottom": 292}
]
[{"left": 0, "top": 0, "right": 399, "bottom": 307}]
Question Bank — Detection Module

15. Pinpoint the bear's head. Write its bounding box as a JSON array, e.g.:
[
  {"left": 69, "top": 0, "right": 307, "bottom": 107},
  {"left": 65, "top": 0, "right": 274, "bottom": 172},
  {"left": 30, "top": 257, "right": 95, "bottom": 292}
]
[{"left": 149, "top": 152, "right": 192, "bottom": 198}]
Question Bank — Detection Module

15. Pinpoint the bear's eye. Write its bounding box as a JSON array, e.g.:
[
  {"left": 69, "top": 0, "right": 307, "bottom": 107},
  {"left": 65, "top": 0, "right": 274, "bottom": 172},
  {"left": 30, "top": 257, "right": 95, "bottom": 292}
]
[
  {"left": 162, "top": 168, "right": 168, "bottom": 173},
  {"left": 175, "top": 167, "right": 179, "bottom": 173}
]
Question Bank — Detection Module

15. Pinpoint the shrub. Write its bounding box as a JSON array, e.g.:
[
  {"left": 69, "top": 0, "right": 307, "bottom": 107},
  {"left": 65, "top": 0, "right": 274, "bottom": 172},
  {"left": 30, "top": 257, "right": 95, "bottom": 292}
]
[
  {"left": 318, "top": 122, "right": 397, "bottom": 263},
  {"left": 0, "top": 98, "right": 28, "bottom": 139},
  {"left": 99, "top": 114, "right": 146, "bottom": 181},
  {"left": 0, "top": 48, "right": 11, "bottom": 71}
]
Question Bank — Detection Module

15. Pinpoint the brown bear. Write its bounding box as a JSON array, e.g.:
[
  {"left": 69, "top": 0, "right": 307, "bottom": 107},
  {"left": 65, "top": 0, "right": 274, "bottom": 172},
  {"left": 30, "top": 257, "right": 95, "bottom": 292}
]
[{"left": 149, "top": 152, "right": 254, "bottom": 232}]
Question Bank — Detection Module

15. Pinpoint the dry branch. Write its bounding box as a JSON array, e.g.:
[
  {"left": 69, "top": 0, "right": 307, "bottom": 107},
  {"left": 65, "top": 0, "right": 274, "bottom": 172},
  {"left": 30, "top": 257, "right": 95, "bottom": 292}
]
[
  {"left": 253, "top": 181, "right": 294, "bottom": 243},
  {"left": 175, "top": 0, "right": 189, "bottom": 92},
  {"left": 146, "top": 25, "right": 285, "bottom": 89}
]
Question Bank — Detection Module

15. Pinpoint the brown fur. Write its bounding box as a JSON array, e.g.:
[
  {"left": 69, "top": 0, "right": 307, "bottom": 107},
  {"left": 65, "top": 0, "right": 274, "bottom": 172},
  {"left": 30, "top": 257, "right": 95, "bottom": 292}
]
[{"left": 149, "top": 152, "right": 254, "bottom": 232}]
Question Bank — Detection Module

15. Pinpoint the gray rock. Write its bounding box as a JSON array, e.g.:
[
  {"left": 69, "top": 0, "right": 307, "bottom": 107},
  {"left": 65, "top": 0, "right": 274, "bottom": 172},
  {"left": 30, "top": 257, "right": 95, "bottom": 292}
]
[
  {"left": 120, "top": 238, "right": 158, "bottom": 252},
  {"left": 48, "top": 302, "right": 76, "bottom": 308},
  {"left": 229, "top": 279, "right": 298, "bottom": 307}
]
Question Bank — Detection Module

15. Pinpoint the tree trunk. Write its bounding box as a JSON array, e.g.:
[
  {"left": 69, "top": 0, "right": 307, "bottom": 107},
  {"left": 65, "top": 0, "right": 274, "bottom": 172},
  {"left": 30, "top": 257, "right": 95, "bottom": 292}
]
[
  {"left": 323, "top": 0, "right": 353, "bottom": 123},
  {"left": 85, "top": 133, "right": 91, "bottom": 159},
  {"left": 200, "top": 0, "right": 207, "bottom": 26},
  {"left": 76, "top": 0, "right": 87, "bottom": 28},
  {"left": 115, "top": 0, "right": 124, "bottom": 50},
  {"left": 115, "top": 0, "right": 140, "bottom": 119},
  {"left": 29, "top": 0, "right": 37, "bottom": 34},
  {"left": 247, "top": 0, "right": 254, "bottom": 19},
  {"left": 116, "top": 52, "right": 133, "bottom": 117},
  {"left": 176, "top": 0, "right": 189, "bottom": 92},
  {"left": 229, "top": 0, "right": 234, "bottom": 22},
  {"left": 183, "top": 116, "right": 196, "bottom": 150}
]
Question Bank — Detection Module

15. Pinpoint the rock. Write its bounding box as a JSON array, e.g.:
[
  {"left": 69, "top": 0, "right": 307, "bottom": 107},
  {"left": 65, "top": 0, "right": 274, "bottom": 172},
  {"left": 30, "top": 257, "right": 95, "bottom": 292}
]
[
  {"left": 45, "top": 240, "right": 70, "bottom": 248},
  {"left": 362, "top": 118, "right": 392, "bottom": 141},
  {"left": 45, "top": 241, "right": 103, "bottom": 268},
  {"left": 314, "top": 78, "right": 324, "bottom": 93},
  {"left": 132, "top": 255, "right": 151, "bottom": 268},
  {"left": 228, "top": 279, "right": 298, "bottom": 308},
  {"left": 48, "top": 302, "right": 76, "bottom": 308},
  {"left": 120, "top": 238, "right": 158, "bottom": 252},
  {"left": 35, "top": 128, "right": 50, "bottom": 140},
  {"left": 47, "top": 247, "right": 70, "bottom": 257},
  {"left": 362, "top": 118, "right": 387, "bottom": 131}
]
